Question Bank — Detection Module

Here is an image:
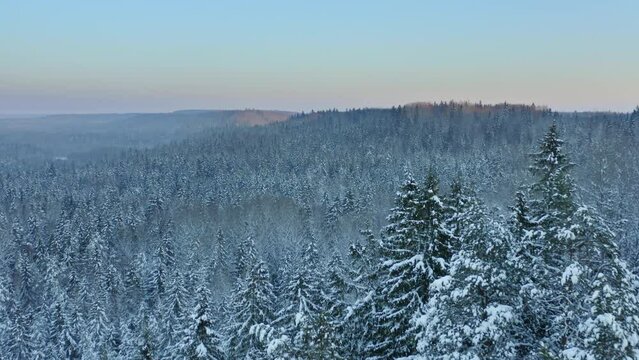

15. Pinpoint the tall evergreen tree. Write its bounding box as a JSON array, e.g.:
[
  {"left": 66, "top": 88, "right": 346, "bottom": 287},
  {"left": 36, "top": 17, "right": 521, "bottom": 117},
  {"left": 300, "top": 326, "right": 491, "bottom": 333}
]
[
  {"left": 226, "top": 259, "right": 276, "bottom": 358},
  {"left": 274, "top": 241, "right": 323, "bottom": 358},
  {"left": 345, "top": 229, "right": 383, "bottom": 358},
  {"left": 159, "top": 269, "right": 189, "bottom": 359},
  {"left": 367, "top": 171, "right": 451, "bottom": 359},
  {"left": 511, "top": 124, "right": 639, "bottom": 358},
  {"left": 179, "top": 285, "right": 224, "bottom": 359},
  {"left": 61, "top": 303, "right": 83, "bottom": 360},
  {"left": 82, "top": 297, "right": 114, "bottom": 359},
  {"left": 324, "top": 196, "right": 341, "bottom": 250},
  {"left": 234, "top": 235, "right": 258, "bottom": 282},
  {"left": 315, "top": 254, "right": 351, "bottom": 359},
  {"left": 415, "top": 183, "right": 518, "bottom": 359},
  {"left": 366, "top": 174, "right": 424, "bottom": 359},
  {"left": 8, "top": 303, "right": 36, "bottom": 359},
  {"left": 135, "top": 305, "right": 159, "bottom": 360},
  {"left": 559, "top": 206, "right": 639, "bottom": 359},
  {"left": 212, "top": 228, "right": 231, "bottom": 289}
]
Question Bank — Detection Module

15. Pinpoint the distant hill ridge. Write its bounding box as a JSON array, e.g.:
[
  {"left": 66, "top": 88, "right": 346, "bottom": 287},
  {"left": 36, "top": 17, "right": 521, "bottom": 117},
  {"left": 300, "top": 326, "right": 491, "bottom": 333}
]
[{"left": 0, "top": 109, "right": 296, "bottom": 160}]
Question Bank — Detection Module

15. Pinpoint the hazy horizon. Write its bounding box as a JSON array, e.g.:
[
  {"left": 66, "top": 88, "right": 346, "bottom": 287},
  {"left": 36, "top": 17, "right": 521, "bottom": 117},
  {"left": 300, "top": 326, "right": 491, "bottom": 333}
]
[
  {"left": 0, "top": 101, "right": 635, "bottom": 118},
  {"left": 2, "top": 0, "right": 638, "bottom": 114}
]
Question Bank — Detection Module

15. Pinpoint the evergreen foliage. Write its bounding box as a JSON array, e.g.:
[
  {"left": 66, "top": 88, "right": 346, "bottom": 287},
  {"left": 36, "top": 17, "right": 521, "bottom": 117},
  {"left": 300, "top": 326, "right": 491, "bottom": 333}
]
[{"left": 0, "top": 107, "right": 637, "bottom": 359}]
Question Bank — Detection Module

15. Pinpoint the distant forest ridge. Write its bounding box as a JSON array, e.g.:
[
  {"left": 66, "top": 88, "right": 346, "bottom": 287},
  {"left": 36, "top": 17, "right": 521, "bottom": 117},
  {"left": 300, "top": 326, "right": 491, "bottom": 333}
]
[{"left": 4, "top": 100, "right": 637, "bottom": 123}]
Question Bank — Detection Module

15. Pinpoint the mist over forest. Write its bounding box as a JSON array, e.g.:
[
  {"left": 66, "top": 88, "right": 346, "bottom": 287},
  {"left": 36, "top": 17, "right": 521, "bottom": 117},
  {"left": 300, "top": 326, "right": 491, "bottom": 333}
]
[{"left": 1, "top": 102, "right": 639, "bottom": 359}]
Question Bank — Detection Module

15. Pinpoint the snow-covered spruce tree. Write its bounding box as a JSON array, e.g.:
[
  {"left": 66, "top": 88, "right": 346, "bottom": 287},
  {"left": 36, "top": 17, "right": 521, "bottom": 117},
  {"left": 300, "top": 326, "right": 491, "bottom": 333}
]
[
  {"left": 226, "top": 259, "right": 276, "bottom": 358},
  {"left": 511, "top": 123, "right": 639, "bottom": 358},
  {"left": 365, "top": 173, "right": 424, "bottom": 359},
  {"left": 212, "top": 228, "right": 232, "bottom": 290},
  {"left": 123, "top": 253, "right": 143, "bottom": 313},
  {"left": 30, "top": 309, "right": 49, "bottom": 360},
  {"left": 367, "top": 171, "right": 452, "bottom": 359},
  {"left": 273, "top": 241, "right": 323, "bottom": 358},
  {"left": 159, "top": 269, "right": 189, "bottom": 359},
  {"left": 344, "top": 229, "right": 383, "bottom": 358},
  {"left": 61, "top": 302, "right": 83, "bottom": 360},
  {"left": 86, "top": 231, "right": 108, "bottom": 281},
  {"left": 443, "top": 177, "right": 475, "bottom": 252},
  {"left": 179, "top": 285, "right": 224, "bottom": 359},
  {"left": 342, "top": 189, "right": 358, "bottom": 214},
  {"left": 143, "top": 229, "right": 176, "bottom": 311},
  {"left": 233, "top": 235, "right": 258, "bottom": 283},
  {"left": 7, "top": 302, "right": 36, "bottom": 360},
  {"left": 14, "top": 251, "right": 37, "bottom": 312},
  {"left": 418, "top": 170, "right": 454, "bottom": 285},
  {"left": 509, "top": 123, "right": 581, "bottom": 357},
  {"left": 157, "top": 226, "right": 176, "bottom": 274},
  {"left": 325, "top": 196, "right": 341, "bottom": 237},
  {"left": 143, "top": 258, "right": 165, "bottom": 309},
  {"left": 131, "top": 304, "right": 160, "bottom": 360},
  {"left": 313, "top": 253, "right": 352, "bottom": 359},
  {"left": 118, "top": 316, "right": 138, "bottom": 359},
  {"left": 414, "top": 182, "right": 518, "bottom": 359},
  {"left": 559, "top": 205, "right": 639, "bottom": 359},
  {"left": 82, "top": 296, "right": 115, "bottom": 359},
  {"left": 44, "top": 294, "right": 66, "bottom": 358}
]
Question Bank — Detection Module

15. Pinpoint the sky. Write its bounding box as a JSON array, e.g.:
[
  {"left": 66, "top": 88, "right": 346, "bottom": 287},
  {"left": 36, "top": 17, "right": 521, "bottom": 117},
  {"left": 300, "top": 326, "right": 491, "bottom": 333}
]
[{"left": 1, "top": 1, "right": 638, "bottom": 114}]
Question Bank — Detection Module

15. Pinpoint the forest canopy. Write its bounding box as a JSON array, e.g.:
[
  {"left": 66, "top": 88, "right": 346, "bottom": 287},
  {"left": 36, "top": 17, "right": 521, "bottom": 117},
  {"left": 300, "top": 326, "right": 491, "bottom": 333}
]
[{"left": 0, "top": 103, "right": 638, "bottom": 359}]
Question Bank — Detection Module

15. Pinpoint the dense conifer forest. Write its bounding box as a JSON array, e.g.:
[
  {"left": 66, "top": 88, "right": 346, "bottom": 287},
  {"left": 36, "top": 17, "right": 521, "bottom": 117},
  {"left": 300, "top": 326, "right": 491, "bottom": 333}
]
[{"left": 1, "top": 102, "right": 638, "bottom": 359}]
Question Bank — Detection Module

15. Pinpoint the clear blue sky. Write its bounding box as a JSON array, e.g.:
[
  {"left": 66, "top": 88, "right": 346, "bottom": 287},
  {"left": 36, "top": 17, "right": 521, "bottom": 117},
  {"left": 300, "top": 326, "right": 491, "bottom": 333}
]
[{"left": 1, "top": 0, "right": 637, "bottom": 114}]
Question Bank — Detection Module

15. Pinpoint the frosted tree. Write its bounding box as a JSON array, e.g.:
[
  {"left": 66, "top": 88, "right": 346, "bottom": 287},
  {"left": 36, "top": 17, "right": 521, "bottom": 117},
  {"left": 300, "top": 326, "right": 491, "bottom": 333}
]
[
  {"left": 559, "top": 206, "right": 639, "bottom": 360},
  {"left": 365, "top": 174, "right": 424, "bottom": 358},
  {"left": 118, "top": 317, "right": 138, "bottom": 360},
  {"left": 44, "top": 295, "right": 66, "bottom": 359},
  {"left": 315, "top": 254, "right": 351, "bottom": 358},
  {"left": 7, "top": 304, "right": 36, "bottom": 359},
  {"left": 325, "top": 196, "right": 341, "bottom": 233},
  {"left": 342, "top": 189, "right": 357, "bottom": 214},
  {"left": 134, "top": 305, "right": 160, "bottom": 360},
  {"left": 226, "top": 259, "right": 276, "bottom": 358},
  {"left": 367, "top": 171, "right": 451, "bottom": 359},
  {"left": 82, "top": 297, "right": 115, "bottom": 359},
  {"left": 418, "top": 171, "right": 454, "bottom": 279},
  {"left": 415, "top": 183, "right": 518, "bottom": 359},
  {"left": 274, "top": 241, "right": 323, "bottom": 358},
  {"left": 512, "top": 124, "right": 639, "bottom": 358},
  {"left": 30, "top": 310, "right": 48, "bottom": 360},
  {"left": 233, "top": 235, "right": 258, "bottom": 282},
  {"left": 212, "top": 228, "right": 231, "bottom": 289},
  {"left": 86, "top": 231, "right": 108, "bottom": 280},
  {"left": 443, "top": 177, "right": 476, "bottom": 252},
  {"left": 143, "top": 260, "right": 165, "bottom": 308},
  {"left": 348, "top": 229, "right": 383, "bottom": 292},
  {"left": 345, "top": 229, "right": 383, "bottom": 358},
  {"left": 159, "top": 269, "right": 189, "bottom": 359},
  {"left": 342, "top": 230, "right": 382, "bottom": 358},
  {"left": 179, "top": 285, "right": 224, "bottom": 359},
  {"left": 14, "top": 252, "right": 37, "bottom": 310},
  {"left": 509, "top": 123, "right": 581, "bottom": 357},
  {"left": 156, "top": 229, "right": 177, "bottom": 291},
  {"left": 60, "top": 303, "right": 83, "bottom": 360}
]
